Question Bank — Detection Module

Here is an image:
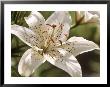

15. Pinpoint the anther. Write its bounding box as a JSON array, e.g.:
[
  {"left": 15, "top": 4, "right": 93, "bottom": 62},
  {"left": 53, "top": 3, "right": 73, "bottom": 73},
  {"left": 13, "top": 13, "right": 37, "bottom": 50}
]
[{"left": 52, "top": 24, "right": 56, "bottom": 28}]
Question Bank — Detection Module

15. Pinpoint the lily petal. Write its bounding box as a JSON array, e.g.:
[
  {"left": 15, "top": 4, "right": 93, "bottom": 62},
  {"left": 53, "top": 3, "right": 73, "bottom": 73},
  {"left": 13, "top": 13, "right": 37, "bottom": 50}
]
[
  {"left": 84, "top": 11, "right": 99, "bottom": 23},
  {"left": 18, "top": 48, "right": 45, "bottom": 76},
  {"left": 24, "top": 11, "right": 48, "bottom": 43},
  {"left": 76, "top": 11, "right": 99, "bottom": 24},
  {"left": 11, "top": 24, "right": 44, "bottom": 48},
  {"left": 44, "top": 48, "right": 82, "bottom": 77},
  {"left": 88, "top": 11, "right": 100, "bottom": 16},
  {"left": 45, "top": 11, "right": 72, "bottom": 42},
  {"left": 59, "top": 36, "right": 99, "bottom": 57},
  {"left": 24, "top": 11, "right": 45, "bottom": 29}
]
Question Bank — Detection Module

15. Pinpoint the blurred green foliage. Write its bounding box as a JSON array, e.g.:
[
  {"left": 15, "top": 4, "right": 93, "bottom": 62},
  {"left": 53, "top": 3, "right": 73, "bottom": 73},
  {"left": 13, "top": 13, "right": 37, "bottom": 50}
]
[{"left": 11, "top": 11, "right": 100, "bottom": 77}]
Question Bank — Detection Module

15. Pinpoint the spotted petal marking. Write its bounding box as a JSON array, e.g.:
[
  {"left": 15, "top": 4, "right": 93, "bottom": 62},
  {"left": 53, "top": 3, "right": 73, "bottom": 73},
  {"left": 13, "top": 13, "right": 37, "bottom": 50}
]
[
  {"left": 44, "top": 48, "right": 82, "bottom": 77},
  {"left": 24, "top": 11, "right": 46, "bottom": 43},
  {"left": 24, "top": 11, "right": 45, "bottom": 30},
  {"left": 11, "top": 24, "right": 43, "bottom": 48},
  {"left": 45, "top": 11, "right": 72, "bottom": 43},
  {"left": 11, "top": 11, "right": 100, "bottom": 77},
  {"left": 59, "top": 37, "right": 99, "bottom": 57}
]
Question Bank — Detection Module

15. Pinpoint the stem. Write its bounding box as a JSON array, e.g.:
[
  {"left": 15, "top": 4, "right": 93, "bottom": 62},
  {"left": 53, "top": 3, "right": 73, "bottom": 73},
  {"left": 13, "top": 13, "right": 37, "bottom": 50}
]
[{"left": 70, "top": 15, "right": 85, "bottom": 29}]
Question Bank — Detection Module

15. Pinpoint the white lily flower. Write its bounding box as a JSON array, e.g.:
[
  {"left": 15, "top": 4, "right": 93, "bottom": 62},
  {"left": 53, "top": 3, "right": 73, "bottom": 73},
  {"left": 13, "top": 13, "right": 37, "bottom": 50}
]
[
  {"left": 75, "top": 11, "right": 99, "bottom": 24},
  {"left": 11, "top": 11, "right": 99, "bottom": 77}
]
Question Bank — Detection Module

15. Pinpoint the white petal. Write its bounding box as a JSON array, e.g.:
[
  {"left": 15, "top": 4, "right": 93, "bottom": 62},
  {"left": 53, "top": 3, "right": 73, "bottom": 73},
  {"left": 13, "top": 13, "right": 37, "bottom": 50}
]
[
  {"left": 11, "top": 24, "right": 44, "bottom": 48},
  {"left": 84, "top": 11, "right": 99, "bottom": 23},
  {"left": 18, "top": 48, "right": 45, "bottom": 76},
  {"left": 88, "top": 11, "right": 100, "bottom": 17},
  {"left": 59, "top": 36, "right": 99, "bottom": 57},
  {"left": 45, "top": 11, "right": 72, "bottom": 42},
  {"left": 24, "top": 11, "right": 47, "bottom": 43},
  {"left": 24, "top": 11, "right": 45, "bottom": 29},
  {"left": 76, "top": 11, "right": 99, "bottom": 23},
  {"left": 44, "top": 48, "right": 82, "bottom": 77}
]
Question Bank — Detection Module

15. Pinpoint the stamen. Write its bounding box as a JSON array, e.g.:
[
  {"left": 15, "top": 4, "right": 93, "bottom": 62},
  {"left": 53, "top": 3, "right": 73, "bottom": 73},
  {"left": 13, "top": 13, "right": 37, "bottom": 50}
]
[
  {"left": 52, "top": 24, "right": 56, "bottom": 28},
  {"left": 46, "top": 24, "right": 52, "bottom": 27},
  {"left": 46, "top": 24, "right": 56, "bottom": 29},
  {"left": 50, "top": 37, "right": 55, "bottom": 43},
  {"left": 59, "top": 40, "right": 62, "bottom": 46},
  {"left": 59, "top": 23, "right": 64, "bottom": 30}
]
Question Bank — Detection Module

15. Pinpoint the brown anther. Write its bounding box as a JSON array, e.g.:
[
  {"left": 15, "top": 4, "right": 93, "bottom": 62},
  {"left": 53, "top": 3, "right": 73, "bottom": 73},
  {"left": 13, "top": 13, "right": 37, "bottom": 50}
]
[
  {"left": 46, "top": 24, "right": 56, "bottom": 29},
  {"left": 52, "top": 24, "right": 56, "bottom": 28},
  {"left": 46, "top": 24, "right": 52, "bottom": 27}
]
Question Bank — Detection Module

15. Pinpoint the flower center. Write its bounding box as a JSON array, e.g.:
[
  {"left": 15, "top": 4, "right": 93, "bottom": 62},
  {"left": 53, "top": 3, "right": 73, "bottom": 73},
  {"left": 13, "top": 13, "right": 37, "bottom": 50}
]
[
  {"left": 42, "top": 24, "right": 57, "bottom": 48},
  {"left": 41, "top": 46, "right": 48, "bottom": 54},
  {"left": 37, "top": 23, "right": 63, "bottom": 55}
]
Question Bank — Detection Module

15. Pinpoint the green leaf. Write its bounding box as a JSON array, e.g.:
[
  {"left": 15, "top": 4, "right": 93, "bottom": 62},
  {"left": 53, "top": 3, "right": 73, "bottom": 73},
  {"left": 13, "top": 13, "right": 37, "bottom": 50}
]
[
  {"left": 39, "top": 11, "right": 54, "bottom": 20},
  {"left": 11, "top": 11, "right": 31, "bottom": 27},
  {"left": 69, "top": 23, "right": 98, "bottom": 42},
  {"left": 69, "top": 11, "right": 76, "bottom": 25},
  {"left": 11, "top": 66, "right": 21, "bottom": 77}
]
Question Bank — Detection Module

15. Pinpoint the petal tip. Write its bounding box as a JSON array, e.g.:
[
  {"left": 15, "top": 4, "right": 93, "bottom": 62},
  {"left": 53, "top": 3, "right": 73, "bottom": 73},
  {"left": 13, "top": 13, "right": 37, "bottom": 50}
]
[{"left": 18, "top": 65, "right": 32, "bottom": 77}]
